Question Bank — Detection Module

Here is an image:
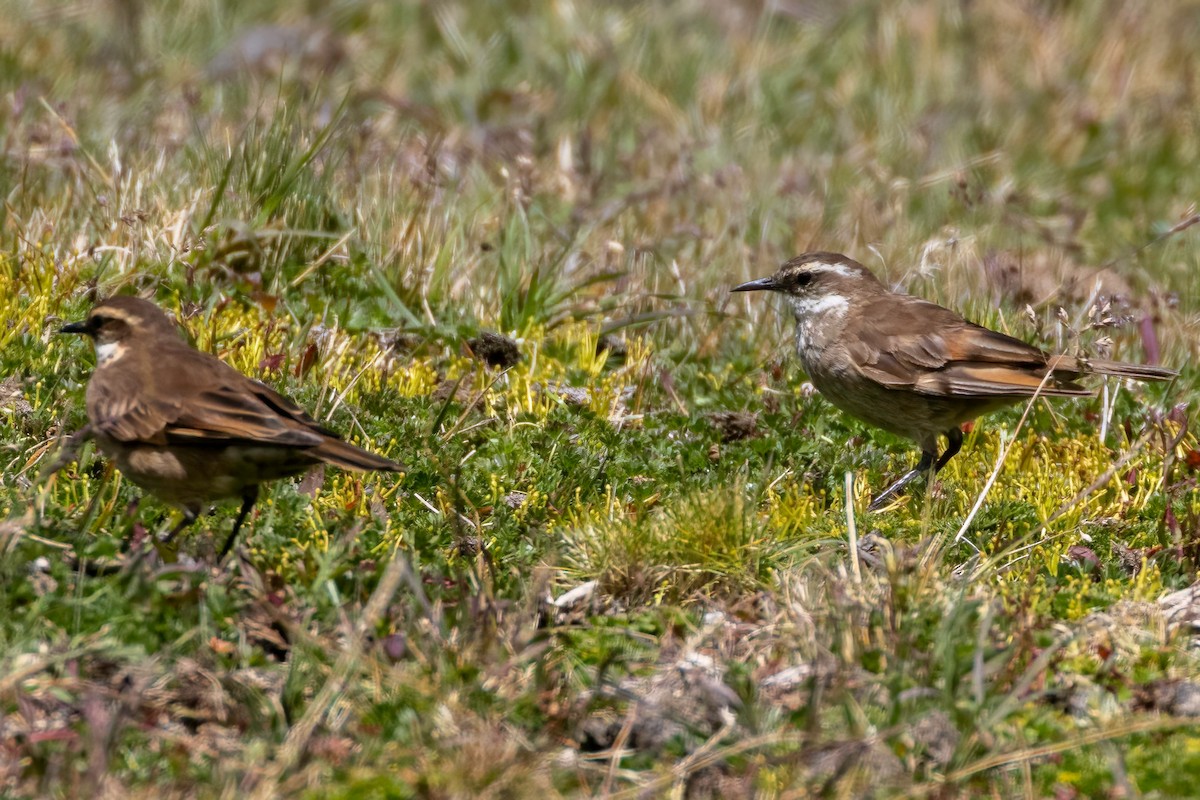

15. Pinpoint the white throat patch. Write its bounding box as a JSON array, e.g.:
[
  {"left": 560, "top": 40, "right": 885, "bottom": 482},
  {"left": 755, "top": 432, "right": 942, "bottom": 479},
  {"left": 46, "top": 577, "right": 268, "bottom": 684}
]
[
  {"left": 94, "top": 340, "right": 124, "bottom": 365},
  {"left": 787, "top": 293, "right": 850, "bottom": 320},
  {"left": 788, "top": 293, "right": 849, "bottom": 357}
]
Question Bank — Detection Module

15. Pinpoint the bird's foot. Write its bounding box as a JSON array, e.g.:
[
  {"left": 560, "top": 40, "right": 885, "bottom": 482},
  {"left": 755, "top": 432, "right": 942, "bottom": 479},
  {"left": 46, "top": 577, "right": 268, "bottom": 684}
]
[{"left": 868, "top": 467, "right": 924, "bottom": 511}]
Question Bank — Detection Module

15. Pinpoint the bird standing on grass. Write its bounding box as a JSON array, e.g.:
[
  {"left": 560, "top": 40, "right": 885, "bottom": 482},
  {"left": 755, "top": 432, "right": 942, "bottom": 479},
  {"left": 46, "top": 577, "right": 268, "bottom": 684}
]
[
  {"left": 733, "top": 252, "right": 1176, "bottom": 510},
  {"left": 59, "top": 295, "right": 403, "bottom": 559}
]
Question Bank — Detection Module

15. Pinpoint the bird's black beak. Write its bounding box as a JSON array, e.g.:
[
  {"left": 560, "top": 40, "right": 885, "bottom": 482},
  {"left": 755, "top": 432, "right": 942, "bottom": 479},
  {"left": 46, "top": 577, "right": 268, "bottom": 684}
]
[
  {"left": 60, "top": 320, "right": 92, "bottom": 335},
  {"left": 731, "top": 276, "right": 778, "bottom": 293}
]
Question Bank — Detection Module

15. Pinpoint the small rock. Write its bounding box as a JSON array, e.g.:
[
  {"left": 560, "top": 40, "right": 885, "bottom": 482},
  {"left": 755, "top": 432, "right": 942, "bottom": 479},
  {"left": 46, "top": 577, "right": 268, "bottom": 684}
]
[
  {"left": 297, "top": 464, "right": 325, "bottom": 498},
  {"left": 466, "top": 331, "right": 521, "bottom": 369},
  {"left": 1112, "top": 541, "right": 1144, "bottom": 576},
  {"left": 911, "top": 710, "right": 959, "bottom": 767},
  {"left": 0, "top": 377, "right": 33, "bottom": 422},
  {"left": 596, "top": 333, "right": 628, "bottom": 361},
  {"left": 576, "top": 709, "right": 673, "bottom": 753},
  {"left": 1172, "top": 683, "right": 1200, "bottom": 716},
  {"left": 707, "top": 411, "right": 758, "bottom": 442},
  {"left": 550, "top": 385, "right": 591, "bottom": 407},
  {"left": 1065, "top": 544, "right": 1101, "bottom": 575},
  {"left": 382, "top": 633, "right": 408, "bottom": 663},
  {"left": 1159, "top": 581, "right": 1200, "bottom": 632},
  {"left": 553, "top": 580, "right": 598, "bottom": 610},
  {"left": 456, "top": 536, "right": 483, "bottom": 557},
  {"left": 803, "top": 740, "right": 904, "bottom": 785},
  {"left": 684, "top": 763, "right": 752, "bottom": 800},
  {"left": 431, "top": 376, "right": 475, "bottom": 404},
  {"left": 760, "top": 664, "right": 815, "bottom": 690},
  {"left": 1133, "top": 679, "right": 1200, "bottom": 717},
  {"left": 374, "top": 330, "right": 425, "bottom": 354}
]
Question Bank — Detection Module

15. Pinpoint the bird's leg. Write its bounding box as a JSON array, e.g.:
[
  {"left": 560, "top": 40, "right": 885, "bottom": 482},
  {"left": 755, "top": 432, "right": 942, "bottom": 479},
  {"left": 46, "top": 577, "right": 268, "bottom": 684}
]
[
  {"left": 218, "top": 487, "right": 259, "bottom": 561},
  {"left": 934, "top": 427, "right": 963, "bottom": 472},
  {"left": 151, "top": 506, "right": 199, "bottom": 564},
  {"left": 869, "top": 427, "right": 966, "bottom": 511},
  {"left": 162, "top": 507, "right": 199, "bottom": 544},
  {"left": 117, "top": 507, "right": 198, "bottom": 575},
  {"left": 869, "top": 449, "right": 935, "bottom": 511},
  {"left": 121, "top": 502, "right": 191, "bottom": 553}
]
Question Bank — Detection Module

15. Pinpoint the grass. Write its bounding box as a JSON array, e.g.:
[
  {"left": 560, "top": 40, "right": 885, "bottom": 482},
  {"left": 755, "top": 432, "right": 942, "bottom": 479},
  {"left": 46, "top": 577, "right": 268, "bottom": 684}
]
[{"left": 2, "top": 0, "right": 1200, "bottom": 796}]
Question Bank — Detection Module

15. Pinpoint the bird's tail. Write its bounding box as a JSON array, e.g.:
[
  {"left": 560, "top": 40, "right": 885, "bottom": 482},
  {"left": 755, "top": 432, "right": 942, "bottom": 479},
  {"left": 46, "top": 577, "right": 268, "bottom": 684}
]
[
  {"left": 312, "top": 437, "right": 405, "bottom": 473},
  {"left": 1086, "top": 359, "right": 1178, "bottom": 382}
]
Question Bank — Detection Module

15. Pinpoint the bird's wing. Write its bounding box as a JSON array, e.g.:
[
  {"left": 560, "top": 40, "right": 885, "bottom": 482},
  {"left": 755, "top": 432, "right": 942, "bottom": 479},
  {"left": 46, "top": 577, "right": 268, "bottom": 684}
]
[
  {"left": 88, "top": 391, "right": 183, "bottom": 445},
  {"left": 259, "top": 381, "right": 344, "bottom": 435},
  {"left": 847, "top": 295, "right": 1089, "bottom": 398},
  {"left": 166, "top": 382, "right": 328, "bottom": 447},
  {"left": 168, "top": 372, "right": 403, "bottom": 471},
  {"left": 89, "top": 345, "right": 328, "bottom": 448}
]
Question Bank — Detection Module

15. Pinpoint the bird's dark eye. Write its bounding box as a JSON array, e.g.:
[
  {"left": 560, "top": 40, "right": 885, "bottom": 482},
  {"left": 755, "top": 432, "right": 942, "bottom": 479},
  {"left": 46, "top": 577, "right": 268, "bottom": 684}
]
[{"left": 792, "top": 272, "right": 813, "bottom": 288}]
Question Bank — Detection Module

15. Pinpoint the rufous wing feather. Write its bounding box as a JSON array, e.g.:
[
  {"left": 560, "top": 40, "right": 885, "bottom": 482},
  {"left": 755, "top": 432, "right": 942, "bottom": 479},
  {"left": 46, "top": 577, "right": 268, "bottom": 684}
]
[
  {"left": 166, "top": 386, "right": 327, "bottom": 447},
  {"left": 918, "top": 364, "right": 1090, "bottom": 398}
]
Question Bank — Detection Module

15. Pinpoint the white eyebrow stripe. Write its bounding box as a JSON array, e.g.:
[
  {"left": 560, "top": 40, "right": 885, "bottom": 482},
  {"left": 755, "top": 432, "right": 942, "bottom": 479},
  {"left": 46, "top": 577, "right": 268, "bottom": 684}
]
[
  {"left": 802, "top": 261, "right": 859, "bottom": 278},
  {"left": 94, "top": 308, "right": 135, "bottom": 322}
]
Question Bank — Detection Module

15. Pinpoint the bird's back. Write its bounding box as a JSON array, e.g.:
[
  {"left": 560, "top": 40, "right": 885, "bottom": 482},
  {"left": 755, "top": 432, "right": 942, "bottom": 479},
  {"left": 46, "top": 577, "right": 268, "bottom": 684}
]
[
  {"left": 88, "top": 335, "right": 401, "bottom": 472},
  {"left": 844, "top": 293, "right": 1092, "bottom": 399}
]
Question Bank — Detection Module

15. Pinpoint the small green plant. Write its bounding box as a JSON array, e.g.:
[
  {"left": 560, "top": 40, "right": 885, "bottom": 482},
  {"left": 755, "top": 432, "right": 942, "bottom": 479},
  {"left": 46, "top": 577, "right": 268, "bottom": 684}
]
[{"left": 562, "top": 483, "right": 782, "bottom": 604}]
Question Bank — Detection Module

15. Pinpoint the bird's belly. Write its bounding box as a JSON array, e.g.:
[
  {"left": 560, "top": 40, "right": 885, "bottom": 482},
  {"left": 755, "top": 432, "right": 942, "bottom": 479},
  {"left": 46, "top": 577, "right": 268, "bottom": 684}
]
[
  {"left": 93, "top": 435, "right": 317, "bottom": 508},
  {"left": 803, "top": 357, "right": 1008, "bottom": 443}
]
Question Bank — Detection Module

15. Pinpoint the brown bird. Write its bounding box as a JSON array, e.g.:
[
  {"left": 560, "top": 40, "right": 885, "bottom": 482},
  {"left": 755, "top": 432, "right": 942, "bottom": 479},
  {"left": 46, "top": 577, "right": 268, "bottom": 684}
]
[
  {"left": 733, "top": 252, "right": 1176, "bottom": 509},
  {"left": 60, "top": 295, "right": 403, "bottom": 558}
]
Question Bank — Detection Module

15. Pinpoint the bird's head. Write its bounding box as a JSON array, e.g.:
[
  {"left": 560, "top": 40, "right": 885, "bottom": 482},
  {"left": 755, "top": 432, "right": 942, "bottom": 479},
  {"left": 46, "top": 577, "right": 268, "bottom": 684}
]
[
  {"left": 60, "top": 296, "right": 181, "bottom": 365},
  {"left": 732, "top": 252, "right": 884, "bottom": 321}
]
